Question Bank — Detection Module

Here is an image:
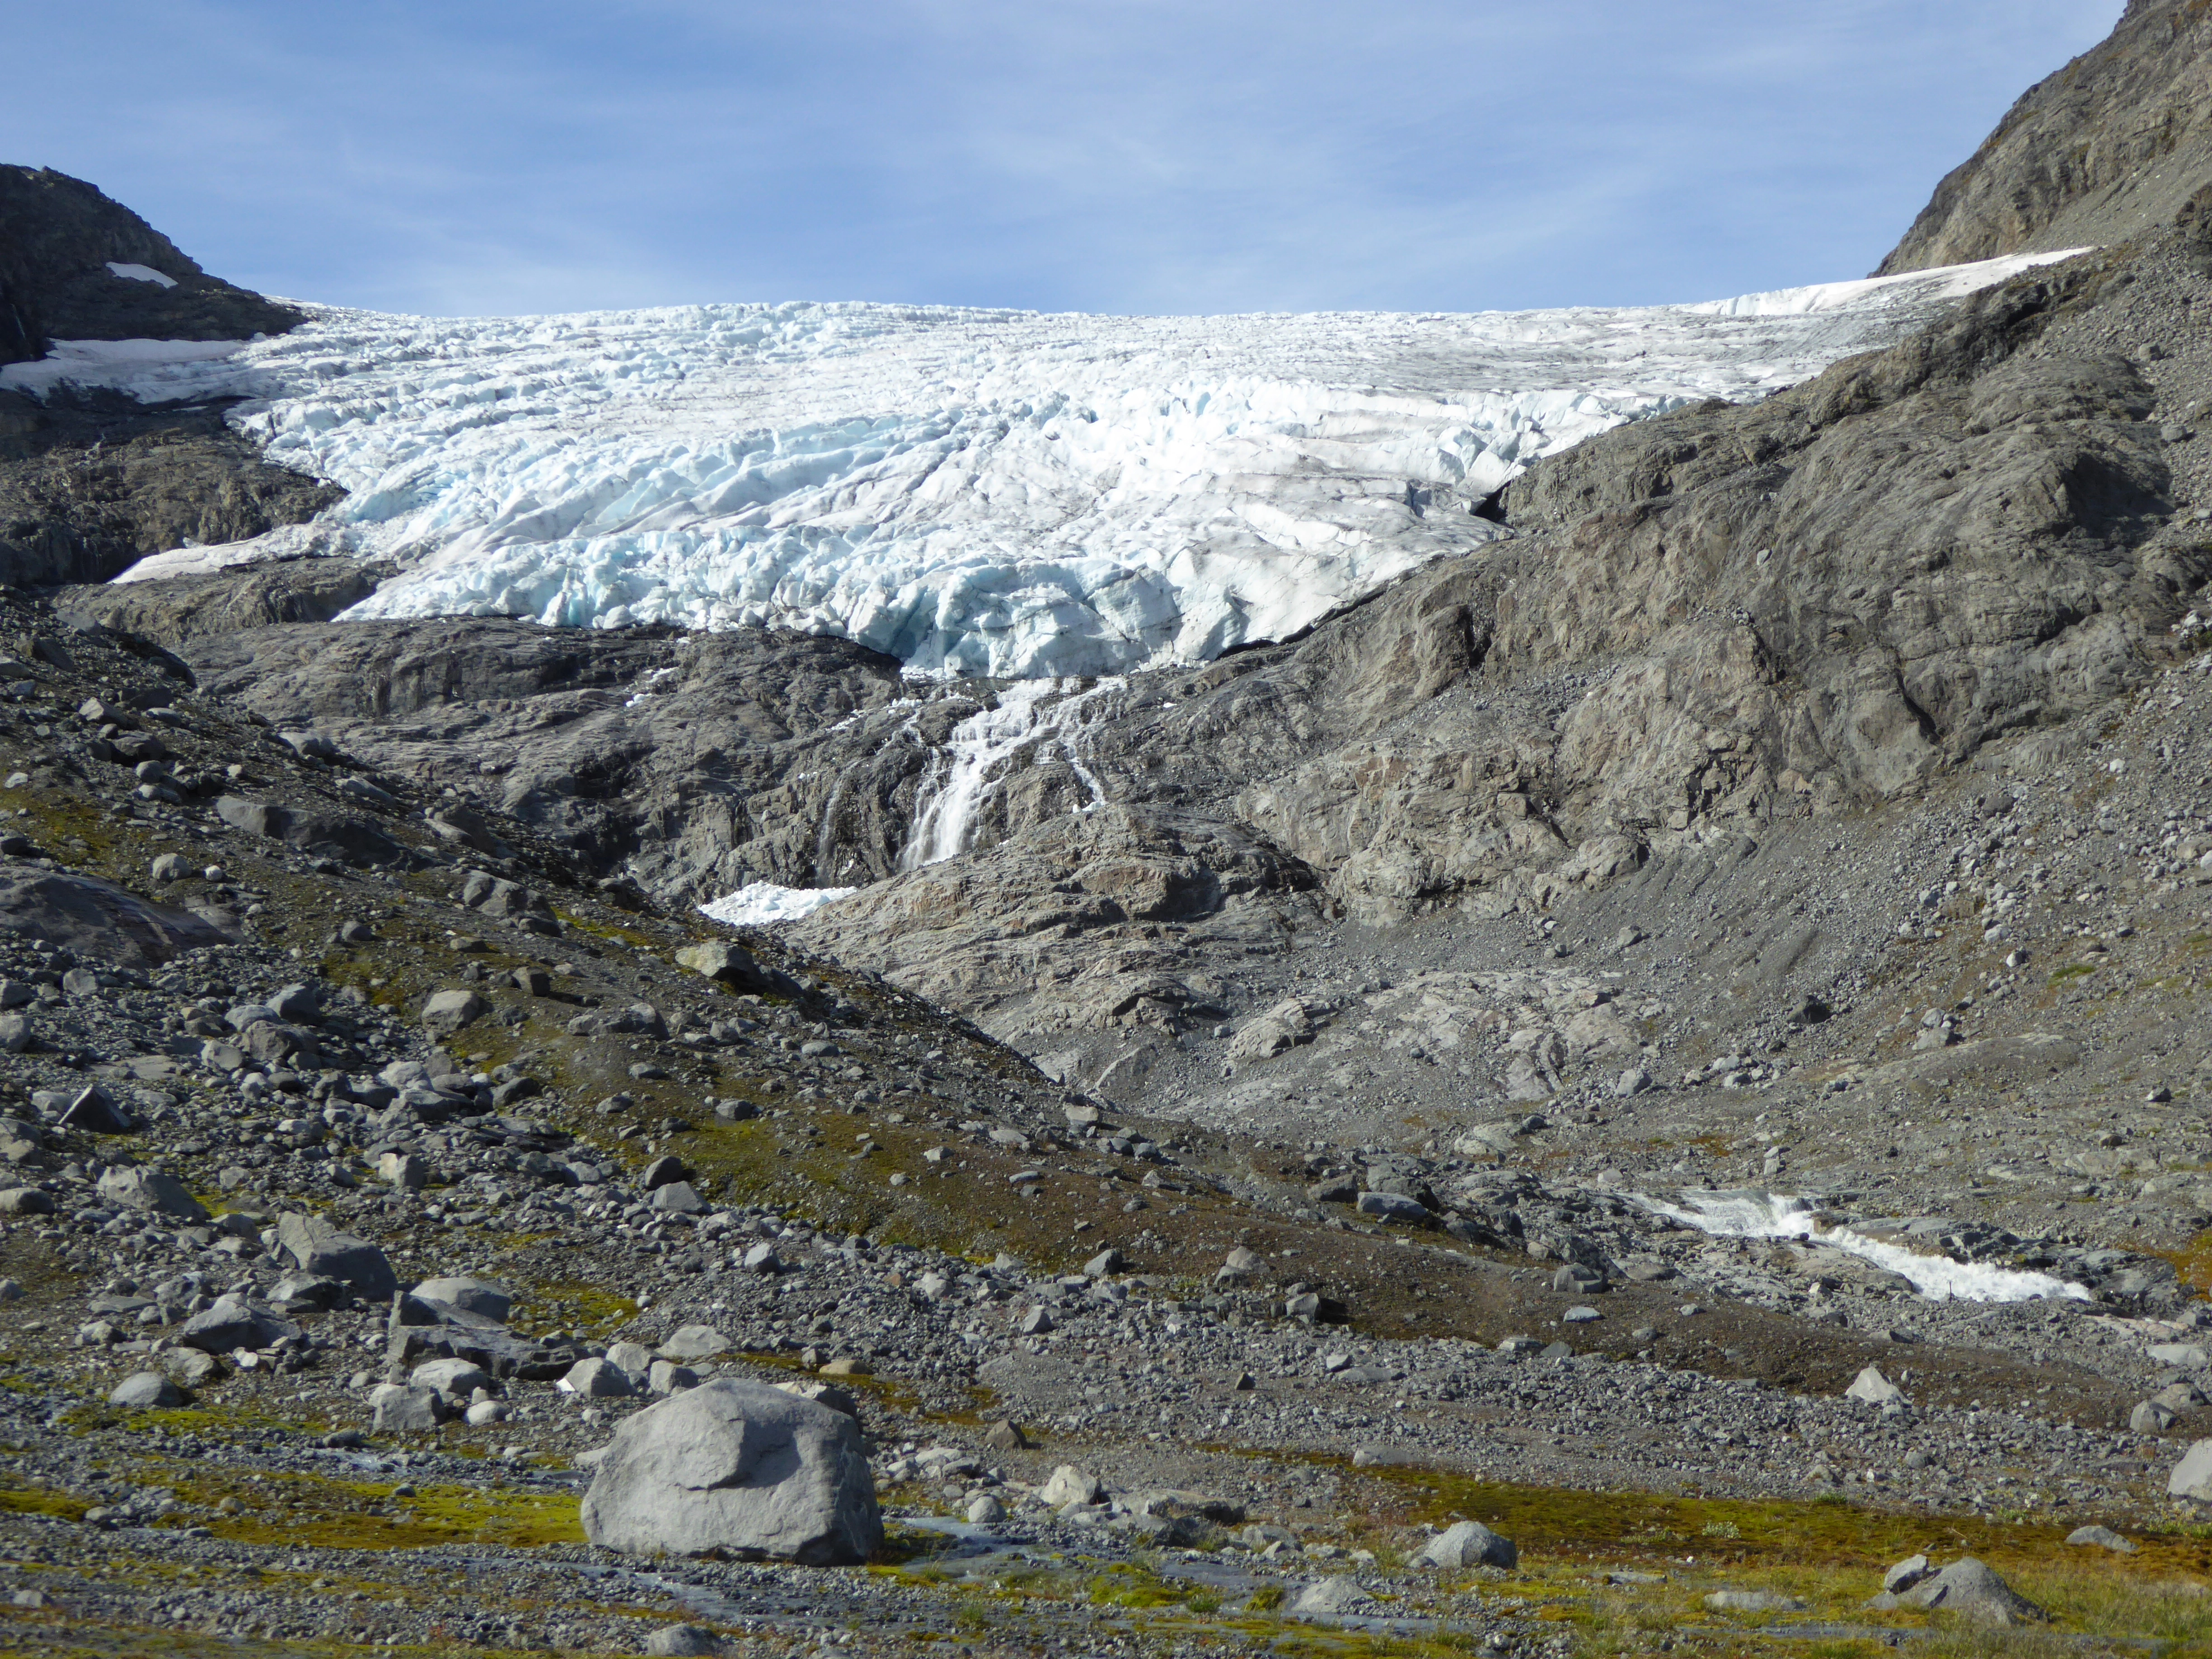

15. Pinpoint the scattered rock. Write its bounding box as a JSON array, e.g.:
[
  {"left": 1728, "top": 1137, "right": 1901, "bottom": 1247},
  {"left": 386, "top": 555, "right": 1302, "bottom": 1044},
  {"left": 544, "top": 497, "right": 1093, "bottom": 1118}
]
[
  {"left": 1038, "top": 1465, "right": 1103, "bottom": 1508},
  {"left": 95, "top": 1165, "right": 207, "bottom": 1222}
]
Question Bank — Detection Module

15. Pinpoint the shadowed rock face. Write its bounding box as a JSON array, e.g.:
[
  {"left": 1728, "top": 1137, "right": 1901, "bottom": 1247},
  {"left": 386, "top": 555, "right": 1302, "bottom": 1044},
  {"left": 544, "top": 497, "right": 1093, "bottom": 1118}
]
[
  {"left": 183, "top": 619, "right": 923, "bottom": 895},
  {"left": 0, "top": 164, "right": 305, "bottom": 365},
  {"left": 53, "top": 556, "right": 387, "bottom": 644},
  {"left": 1878, "top": 0, "right": 2212, "bottom": 274},
  {"left": 0, "top": 167, "right": 333, "bottom": 589},
  {"left": 0, "top": 388, "right": 343, "bottom": 588}
]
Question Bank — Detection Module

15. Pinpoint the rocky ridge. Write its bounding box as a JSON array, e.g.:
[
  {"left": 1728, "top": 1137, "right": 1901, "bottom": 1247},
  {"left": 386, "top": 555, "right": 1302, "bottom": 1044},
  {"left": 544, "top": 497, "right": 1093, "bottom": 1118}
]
[{"left": 1879, "top": 0, "right": 2212, "bottom": 275}]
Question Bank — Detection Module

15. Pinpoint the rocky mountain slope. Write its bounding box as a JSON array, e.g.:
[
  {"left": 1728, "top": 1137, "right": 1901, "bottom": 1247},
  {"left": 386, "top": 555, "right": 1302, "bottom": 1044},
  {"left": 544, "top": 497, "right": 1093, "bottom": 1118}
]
[
  {"left": 0, "top": 166, "right": 304, "bottom": 366},
  {"left": 10, "top": 5, "right": 2212, "bottom": 1652},
  {"left": 0, "top": 168, "right": 331, "bottom": 590},
  {"left": 1879, "top": 0, "right": 2212, "bottom": 273}
]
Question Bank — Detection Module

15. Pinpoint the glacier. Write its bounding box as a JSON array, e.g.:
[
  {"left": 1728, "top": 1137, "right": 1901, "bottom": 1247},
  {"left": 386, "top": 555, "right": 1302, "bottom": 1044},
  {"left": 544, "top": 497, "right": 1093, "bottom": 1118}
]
[{"left": 3, "top": 249, "right": 2079, "bottom": 680}]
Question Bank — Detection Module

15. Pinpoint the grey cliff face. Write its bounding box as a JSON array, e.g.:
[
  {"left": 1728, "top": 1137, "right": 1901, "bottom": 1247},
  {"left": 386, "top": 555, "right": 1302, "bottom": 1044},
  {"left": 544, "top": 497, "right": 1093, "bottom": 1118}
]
[{"left": 1879, "top": 0, "right": 2212, "bottom": 274}]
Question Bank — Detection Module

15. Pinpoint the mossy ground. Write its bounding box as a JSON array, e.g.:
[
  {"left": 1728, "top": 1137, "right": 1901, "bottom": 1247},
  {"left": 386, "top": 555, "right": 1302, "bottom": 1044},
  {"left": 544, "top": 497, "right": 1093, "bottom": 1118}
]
[{"left": 159, "top": 1461, "right": 584, "bottom": 1551}]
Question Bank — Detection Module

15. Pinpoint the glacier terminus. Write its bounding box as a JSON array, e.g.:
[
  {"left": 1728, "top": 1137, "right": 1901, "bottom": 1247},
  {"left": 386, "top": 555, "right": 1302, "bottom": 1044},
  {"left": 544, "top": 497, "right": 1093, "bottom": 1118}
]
[{"left": 4, "top": 250, "right": 2076, "bottom": 681}]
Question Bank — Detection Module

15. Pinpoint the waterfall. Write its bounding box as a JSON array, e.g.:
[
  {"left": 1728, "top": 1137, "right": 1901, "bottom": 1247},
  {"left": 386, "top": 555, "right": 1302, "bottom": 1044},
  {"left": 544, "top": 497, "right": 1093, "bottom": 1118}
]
[{"left": 902, "top": 678, "right": 1124, "bottom": 869}]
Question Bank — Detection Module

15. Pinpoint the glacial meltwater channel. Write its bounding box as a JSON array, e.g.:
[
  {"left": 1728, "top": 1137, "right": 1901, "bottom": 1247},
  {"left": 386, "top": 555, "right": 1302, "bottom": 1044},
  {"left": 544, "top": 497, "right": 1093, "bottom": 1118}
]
[{"left": 1632, "top": 1189, "right": 2093, "bottom": 1304}]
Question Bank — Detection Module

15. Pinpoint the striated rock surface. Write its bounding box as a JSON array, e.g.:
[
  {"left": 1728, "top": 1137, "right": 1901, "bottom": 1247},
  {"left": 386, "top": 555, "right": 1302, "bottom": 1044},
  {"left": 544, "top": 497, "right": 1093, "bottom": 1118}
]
[
  {"left": 55, "top": 557, "right": 386, "bottom": 643},
  {"left": 1879, "top": 0, "right": 2212, "bottom": 275}
]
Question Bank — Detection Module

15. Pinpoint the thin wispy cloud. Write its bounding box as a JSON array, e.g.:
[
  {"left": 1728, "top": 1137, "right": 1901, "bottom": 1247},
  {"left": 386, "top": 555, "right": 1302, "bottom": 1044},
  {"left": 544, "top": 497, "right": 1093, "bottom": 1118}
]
[{"left": 2, "top": 0, "right": 2123, "bottom": 318}]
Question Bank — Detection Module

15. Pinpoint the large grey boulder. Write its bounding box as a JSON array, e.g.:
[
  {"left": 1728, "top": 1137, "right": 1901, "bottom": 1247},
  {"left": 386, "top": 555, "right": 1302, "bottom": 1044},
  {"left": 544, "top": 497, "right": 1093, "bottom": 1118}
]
[
  {"left": 579, "top": 1378, "right": 881, "bottom": 1564},
  {"left": 420, "top": 989, "right": 485, "bottom": 1036},
  {"left": 370, "top": 1383, "right": 448, "bottom": 1432},
  {"left": 96, "top": 1165, "right": 207, "bottom": 1222},
  {"left": 641, "top": 1626, "right": 726, "bottom": 1658},
  {"left": 1038, "top": 1465, "right": 1103, "bottom": 1508},
  {"left": 411, "top": 1357, "right": 493, "bottom": 1400},
  {"left": 1877, "top": 1558, "right": 2045, "bottom": 1625},
  {"left": 214, "top": 796, "right": 407, "bottom": 867},
  {"left": 274, "top": 1212, "right": 397, "bottom": 1299},
  {"left": 412, "top": 1276, "right": 511, "bottom": 1323},
  {"left": 560, "top": 1357, "right": 635, "bottom": 1398},
  {"left": 1288, "top": 1577, "right": 1373, "bottom": 1618},
  {"left": 107, "top": 1371, "right": 182, "bottom": 1408},
  {"left": 2170, "top": 1439, "right": 2212, "bottom": 1500},
  {"left": 0, "top": 868, "right": 230, "bottom": 967},
  {"left": 1843, "top": 1364, "right": 1905, "bottom": 1405},
  {"left": 1415, "top": 1519, "right": 1516, "bottom": 1569},
  {"left": 674, "top": 940, "right": 797, "bottom": 997},
  {"left": 658, "top": 1324, "right": 731, "bottom": 1363},
  {"left": 2067, "top": 1525, "right": 2136, "bottom": 1553},
  {"left": 178, "top": 1293, "right": 297, "bottom": 1354},
  {"left": 1706, "top": 1591, "right": 1805, "bottom": 1613}
]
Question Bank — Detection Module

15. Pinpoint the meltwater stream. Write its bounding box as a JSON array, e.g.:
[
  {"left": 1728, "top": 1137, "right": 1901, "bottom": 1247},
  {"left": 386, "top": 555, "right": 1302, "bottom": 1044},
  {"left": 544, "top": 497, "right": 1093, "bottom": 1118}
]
[
  {"left": 1634, "top": 1190, "right": 2092, "bottom": 1304},
  {"left": 901, "top": 678, "right": 1124, "bottom": 868}
]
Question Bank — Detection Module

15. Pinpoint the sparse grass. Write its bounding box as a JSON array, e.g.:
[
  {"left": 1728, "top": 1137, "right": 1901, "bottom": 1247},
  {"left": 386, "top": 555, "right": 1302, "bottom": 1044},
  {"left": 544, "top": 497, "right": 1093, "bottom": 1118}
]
[
  {"left": 0, "top": 1474, "right": 88, "bottom": 1522},
  {"left": 2149, "top": 1231, "right": 2212, "bottom": 1297},
  {"left": 131, "top": 1461, "right": 584, "bottom": 1550}
]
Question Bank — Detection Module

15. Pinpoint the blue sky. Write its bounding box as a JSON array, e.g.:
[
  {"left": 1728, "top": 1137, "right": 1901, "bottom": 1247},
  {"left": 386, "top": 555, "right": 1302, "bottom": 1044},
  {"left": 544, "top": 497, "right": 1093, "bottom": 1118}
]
[{"left": 9, "top": 0, "right": 2123, "bottom": 318}]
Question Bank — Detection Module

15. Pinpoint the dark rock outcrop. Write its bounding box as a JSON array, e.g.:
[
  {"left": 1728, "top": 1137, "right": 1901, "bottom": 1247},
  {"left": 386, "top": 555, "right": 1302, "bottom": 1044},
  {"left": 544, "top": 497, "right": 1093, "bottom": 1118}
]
[
  {"left": 0, "top": 388, "right": 343, "bottom": 588},
  {"left": 0, "top": 165, "right": 305, "bottom": 365},
  {"left": 183, "top": 619, "right": 923, "bottom": 895},
  {"left": 1879, "top": 0, "right": 2212, "bottom": 273},
  {"left": 54, "top": 555, "right": 384, "bottom": 643},
  {"left": 0, "top": 867, "right": 232, "bottom": 966},
  {"left": 0, "top": 167, "right": 333, "bottom": 590}
]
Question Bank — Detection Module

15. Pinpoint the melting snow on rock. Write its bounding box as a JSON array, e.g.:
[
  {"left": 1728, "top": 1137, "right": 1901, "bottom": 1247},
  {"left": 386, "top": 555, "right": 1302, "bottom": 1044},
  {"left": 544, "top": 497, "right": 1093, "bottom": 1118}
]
[
  {"left": 6, "top": 249, "right": 2079, "bottom": 680},
  {"left": 698, "top": 881, "right": 859, "bottom": 927}
]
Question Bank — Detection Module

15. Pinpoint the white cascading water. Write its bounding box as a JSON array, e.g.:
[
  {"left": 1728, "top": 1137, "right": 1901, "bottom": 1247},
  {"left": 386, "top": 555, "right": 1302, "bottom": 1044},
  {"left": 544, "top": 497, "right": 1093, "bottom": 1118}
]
[
  {"left": 902, "top": 678, "right": 1124, "bottom": 868},
  {"left": 1633, "top": 1189, "right": 2092, "bottom": 1304}
]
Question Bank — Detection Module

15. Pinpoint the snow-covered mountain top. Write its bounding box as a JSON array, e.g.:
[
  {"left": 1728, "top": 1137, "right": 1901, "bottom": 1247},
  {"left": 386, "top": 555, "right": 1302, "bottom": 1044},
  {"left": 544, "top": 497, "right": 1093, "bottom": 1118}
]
[{"left": 5, "top": 248, "right": 2075, "bottom": 679}]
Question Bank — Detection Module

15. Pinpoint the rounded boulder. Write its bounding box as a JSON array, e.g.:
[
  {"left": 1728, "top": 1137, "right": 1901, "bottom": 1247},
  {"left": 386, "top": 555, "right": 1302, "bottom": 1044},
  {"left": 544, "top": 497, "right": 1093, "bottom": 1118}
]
[{"left": 580, "top": 1377, "right": 880, "bottom": 1564}]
